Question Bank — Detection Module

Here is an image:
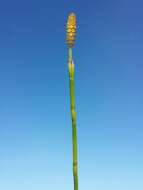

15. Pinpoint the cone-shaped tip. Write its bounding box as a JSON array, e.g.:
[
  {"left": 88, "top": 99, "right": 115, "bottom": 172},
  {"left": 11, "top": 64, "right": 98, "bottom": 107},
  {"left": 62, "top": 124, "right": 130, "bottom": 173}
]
[
  {"left": 66, "top": 13, "right": 76, "bottom": 48},
  {"left": 69, "top": 12, "right": 76, "bottom": 17}
]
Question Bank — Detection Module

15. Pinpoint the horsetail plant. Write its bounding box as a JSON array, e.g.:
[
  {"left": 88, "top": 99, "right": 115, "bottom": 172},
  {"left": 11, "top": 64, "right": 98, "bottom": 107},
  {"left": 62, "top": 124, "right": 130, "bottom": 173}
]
[{"left": 66, "top": 13, "right": 79, "bottom": 190}]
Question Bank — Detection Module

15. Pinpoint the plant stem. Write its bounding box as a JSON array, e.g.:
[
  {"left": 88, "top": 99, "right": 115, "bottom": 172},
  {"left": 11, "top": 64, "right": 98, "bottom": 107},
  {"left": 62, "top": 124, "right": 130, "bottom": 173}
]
[{"left": 68, "top": 47, "right": 78, "bottom": 190}]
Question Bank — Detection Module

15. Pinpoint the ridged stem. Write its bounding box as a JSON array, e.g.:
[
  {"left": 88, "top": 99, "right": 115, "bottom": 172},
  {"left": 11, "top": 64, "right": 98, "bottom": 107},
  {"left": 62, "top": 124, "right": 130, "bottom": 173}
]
[{"left": 68, "top": 47, "right": 78, "bottom": 190}]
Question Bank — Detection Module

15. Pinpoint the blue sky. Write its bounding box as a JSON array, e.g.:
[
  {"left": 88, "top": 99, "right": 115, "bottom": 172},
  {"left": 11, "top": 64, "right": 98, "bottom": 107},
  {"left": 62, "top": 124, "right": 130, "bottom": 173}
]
[{"left": 0, "top": 0, "right": 143, "bottom": 190}]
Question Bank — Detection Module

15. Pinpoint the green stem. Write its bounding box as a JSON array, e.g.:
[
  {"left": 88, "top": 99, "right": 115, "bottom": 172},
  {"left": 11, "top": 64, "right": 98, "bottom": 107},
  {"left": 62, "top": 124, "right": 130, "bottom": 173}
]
[{"left": 68, "top": 47, "right": 78, "bottom": 190}]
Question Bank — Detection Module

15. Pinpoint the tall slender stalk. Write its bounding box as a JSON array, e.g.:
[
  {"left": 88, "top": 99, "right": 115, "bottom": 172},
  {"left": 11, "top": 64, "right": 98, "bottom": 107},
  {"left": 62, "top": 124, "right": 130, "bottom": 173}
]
[
  {"left": 66, "top": 13, "right": 78, "bottom": 190},
  {"left": 68, "top": 47, "right": 78, "bottom": 190}
]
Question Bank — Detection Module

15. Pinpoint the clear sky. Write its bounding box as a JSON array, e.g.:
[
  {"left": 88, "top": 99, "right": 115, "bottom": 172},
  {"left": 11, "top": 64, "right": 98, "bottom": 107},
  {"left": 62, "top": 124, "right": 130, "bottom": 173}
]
[{"left": 0, "top": 0, "right": 143, "bottom": 190}]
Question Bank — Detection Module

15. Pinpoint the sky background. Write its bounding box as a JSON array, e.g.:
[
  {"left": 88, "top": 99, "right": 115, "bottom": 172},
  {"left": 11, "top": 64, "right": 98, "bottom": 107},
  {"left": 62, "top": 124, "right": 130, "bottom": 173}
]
[{"left": 0, "top": 0, "right": 143, "bottom": 190}]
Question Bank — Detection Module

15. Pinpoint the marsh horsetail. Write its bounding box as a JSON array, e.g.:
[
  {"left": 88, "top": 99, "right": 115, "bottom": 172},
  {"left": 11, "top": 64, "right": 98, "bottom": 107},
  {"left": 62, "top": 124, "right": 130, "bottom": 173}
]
[{"left": 66, "top": 13, "right": 79, "bottom": 190}]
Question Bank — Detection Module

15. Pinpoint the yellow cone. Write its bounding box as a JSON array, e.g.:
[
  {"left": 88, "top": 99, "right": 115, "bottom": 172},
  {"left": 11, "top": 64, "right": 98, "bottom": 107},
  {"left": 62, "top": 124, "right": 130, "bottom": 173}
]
[{"left": 66, "top": 13, "right": 76, "bottom": 48}]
